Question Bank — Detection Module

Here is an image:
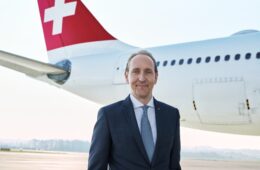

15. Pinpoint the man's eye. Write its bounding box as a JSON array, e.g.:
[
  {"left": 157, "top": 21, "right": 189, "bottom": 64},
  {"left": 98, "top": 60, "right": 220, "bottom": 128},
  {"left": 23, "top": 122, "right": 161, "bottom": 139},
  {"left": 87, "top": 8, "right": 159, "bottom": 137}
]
[
  {"left": 132, "top": 70, "right": 139, "bottom": 74},
  {"left": 145, "top": 70, "right": 152, "bottom": 74}
]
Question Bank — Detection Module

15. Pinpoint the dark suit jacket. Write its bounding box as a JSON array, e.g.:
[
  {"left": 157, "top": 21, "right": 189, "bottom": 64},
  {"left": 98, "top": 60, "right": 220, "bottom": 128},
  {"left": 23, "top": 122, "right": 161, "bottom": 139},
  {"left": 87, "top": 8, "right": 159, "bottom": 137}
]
[{"left": 88, "top": 96, "right": 181, "bottom": 170}]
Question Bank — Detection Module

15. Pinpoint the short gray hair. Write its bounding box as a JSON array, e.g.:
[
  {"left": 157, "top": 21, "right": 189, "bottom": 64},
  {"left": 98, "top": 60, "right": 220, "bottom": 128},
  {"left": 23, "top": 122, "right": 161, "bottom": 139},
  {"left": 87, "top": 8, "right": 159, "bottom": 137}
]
[{"left": 125, "top": 50, "right": 158, "bottom": 73}]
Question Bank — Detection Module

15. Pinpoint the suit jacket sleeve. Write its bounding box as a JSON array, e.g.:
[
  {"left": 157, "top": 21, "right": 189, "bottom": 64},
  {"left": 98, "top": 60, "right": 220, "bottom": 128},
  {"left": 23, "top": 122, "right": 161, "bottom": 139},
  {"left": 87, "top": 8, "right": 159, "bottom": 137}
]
[
  {"left": 88, "top": 108, "right": 111, "bottom": 170},
  {"left": 170, "top": 109, "right": 181, "bottom": 170}
]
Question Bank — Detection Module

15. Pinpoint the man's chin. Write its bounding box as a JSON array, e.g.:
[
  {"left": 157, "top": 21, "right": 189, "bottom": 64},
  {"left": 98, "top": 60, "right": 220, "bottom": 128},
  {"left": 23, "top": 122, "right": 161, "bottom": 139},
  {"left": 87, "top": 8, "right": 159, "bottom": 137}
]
[{"left": 135, "top": 93, "right": 151, "bottom": 100}]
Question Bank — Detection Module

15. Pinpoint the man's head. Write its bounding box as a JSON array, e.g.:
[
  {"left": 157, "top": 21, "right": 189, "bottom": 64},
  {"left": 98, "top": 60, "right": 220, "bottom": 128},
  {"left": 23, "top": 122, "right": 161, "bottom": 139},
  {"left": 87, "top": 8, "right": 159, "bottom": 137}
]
[{"left": 125, "top": 50, "right": 158, "bottom": 104}]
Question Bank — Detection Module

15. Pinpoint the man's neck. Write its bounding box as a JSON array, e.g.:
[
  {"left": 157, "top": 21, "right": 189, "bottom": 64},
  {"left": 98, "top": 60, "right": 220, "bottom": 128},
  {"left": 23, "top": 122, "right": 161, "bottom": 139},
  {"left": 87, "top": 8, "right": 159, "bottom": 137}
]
[{"left": 131, "top": 94, "right": 153, "bottom": 105}]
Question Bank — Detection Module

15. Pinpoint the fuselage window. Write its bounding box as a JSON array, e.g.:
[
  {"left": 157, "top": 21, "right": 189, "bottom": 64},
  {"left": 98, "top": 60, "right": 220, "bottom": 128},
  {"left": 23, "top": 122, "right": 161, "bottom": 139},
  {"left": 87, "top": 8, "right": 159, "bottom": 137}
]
[
  {"left": 163, "top": 60, "right": 168, "bottom": 66},
  {"left": 205, "top": 56, "right": 211, "bottom": 63},
  {"left": 171, "top": 60, "right": 176, "bottom": 66},
  {"left": 187, "top": 58, "right": 192, "bottom": 64},
  {"left": 196, "top": 57, "right": 201, "bottom": 64},
  {"left": 215, "top": 55, "right": 220, "bottom": 62},
  {"left": 235, "top": 54, "right": 241, "bottom": 60},
  {"left": 179, "top": 59, "right": 184, "bottom": 65},
  {"left": 257, "top": 52, "right": 260, "bottom": 59},
  {"left": 224, "top": 54, "right": 230, "bottom": 61},
  {"left": 156, "top": 51, "right": 256, "bottom": 68},
  {"left": 245, "top": 53, "right": 251, "bottom": 60}
]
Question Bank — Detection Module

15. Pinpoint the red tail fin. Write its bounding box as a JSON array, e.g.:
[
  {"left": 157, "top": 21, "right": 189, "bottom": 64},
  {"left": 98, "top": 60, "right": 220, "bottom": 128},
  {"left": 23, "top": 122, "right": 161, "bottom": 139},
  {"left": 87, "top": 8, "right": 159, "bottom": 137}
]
[{"left": 38, "top": 0, "right": 116, "bottom": 51}]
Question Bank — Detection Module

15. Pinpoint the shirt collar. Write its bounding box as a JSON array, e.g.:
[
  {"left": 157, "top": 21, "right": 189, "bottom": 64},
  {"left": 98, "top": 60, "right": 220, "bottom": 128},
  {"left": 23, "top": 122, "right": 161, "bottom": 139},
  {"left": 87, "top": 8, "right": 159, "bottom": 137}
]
[{"left": 130, "top": 94, "right": 154, "bottom": 109}]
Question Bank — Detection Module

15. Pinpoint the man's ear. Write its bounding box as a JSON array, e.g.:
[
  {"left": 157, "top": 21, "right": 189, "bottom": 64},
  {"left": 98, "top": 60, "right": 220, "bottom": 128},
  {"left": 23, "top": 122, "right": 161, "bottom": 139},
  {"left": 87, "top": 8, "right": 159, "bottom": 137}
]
[{"left": 125, "top": 71, "right": 129, "bottom": 83}]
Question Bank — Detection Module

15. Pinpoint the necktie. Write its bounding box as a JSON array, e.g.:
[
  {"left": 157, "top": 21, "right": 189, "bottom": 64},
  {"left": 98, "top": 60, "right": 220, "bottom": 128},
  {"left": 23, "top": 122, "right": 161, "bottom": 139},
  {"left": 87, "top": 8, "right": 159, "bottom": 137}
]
[{"left": 141, "top": 105, "right": 154, "bottom": 162}]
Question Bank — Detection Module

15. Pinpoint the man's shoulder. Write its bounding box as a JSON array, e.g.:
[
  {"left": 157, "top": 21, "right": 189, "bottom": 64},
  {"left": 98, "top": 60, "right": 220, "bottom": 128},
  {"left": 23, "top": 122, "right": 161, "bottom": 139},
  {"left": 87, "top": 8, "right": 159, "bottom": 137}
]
[
  {"left": 155, "top": 99, "right": 178, "bottom": 111},
  {"left": 155, "top": 99, "right": 180, "bottom": 117},
  {"left": 97, "top": 98, "right": 131, "bottom": 120}
]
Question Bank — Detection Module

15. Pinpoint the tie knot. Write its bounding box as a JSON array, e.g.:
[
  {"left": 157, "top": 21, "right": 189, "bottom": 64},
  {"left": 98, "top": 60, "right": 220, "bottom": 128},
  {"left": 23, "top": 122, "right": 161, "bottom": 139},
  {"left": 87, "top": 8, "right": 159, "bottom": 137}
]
[{"left": 142, "top": 105, "right": 149, "bottom": 112}]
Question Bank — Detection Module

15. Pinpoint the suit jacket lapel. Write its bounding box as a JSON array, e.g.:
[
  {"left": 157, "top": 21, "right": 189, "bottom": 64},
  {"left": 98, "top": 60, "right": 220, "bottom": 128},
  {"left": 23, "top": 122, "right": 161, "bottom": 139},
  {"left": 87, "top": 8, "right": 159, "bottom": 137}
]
[
  {"left": 151, "top": 99, "right": 164, "bottom": 165},
  {"left": 122, "top": 96, "right": 151, "bottom": 164}
]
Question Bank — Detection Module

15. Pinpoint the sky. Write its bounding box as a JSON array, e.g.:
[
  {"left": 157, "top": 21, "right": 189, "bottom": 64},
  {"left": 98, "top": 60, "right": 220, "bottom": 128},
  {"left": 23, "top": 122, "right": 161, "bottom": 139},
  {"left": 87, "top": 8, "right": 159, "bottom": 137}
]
[{"left": 1, "top": 0, "right": 260, "bottom": 150}]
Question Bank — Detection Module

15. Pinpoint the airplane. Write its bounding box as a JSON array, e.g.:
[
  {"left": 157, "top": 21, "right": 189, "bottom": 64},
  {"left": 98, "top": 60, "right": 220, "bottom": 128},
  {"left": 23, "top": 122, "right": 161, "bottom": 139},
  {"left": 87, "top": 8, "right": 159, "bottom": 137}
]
[{"left": 0, "top": 0, "right": 260, "bottom": 136}]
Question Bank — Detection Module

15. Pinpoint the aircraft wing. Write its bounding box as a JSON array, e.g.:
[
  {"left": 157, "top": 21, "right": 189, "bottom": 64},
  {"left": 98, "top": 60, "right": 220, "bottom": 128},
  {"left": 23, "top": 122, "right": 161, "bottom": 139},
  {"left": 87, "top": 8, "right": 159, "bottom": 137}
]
[{"left": 0, "top": 50, "right": 66, "bottom": 77}]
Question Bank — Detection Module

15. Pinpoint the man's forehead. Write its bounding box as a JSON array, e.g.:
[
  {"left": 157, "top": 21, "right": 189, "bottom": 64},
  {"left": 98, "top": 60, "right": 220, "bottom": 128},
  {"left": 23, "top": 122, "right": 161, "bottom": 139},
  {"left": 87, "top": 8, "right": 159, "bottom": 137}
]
[{"left": 129, "top": 54, "right": 154, "bottom": 66}]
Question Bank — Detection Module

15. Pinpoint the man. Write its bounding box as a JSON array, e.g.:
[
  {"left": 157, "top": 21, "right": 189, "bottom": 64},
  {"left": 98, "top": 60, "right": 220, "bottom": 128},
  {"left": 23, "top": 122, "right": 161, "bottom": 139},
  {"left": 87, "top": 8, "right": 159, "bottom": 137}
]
[{"left": 88, "top": 50, "right": 181, "bottom": 170}]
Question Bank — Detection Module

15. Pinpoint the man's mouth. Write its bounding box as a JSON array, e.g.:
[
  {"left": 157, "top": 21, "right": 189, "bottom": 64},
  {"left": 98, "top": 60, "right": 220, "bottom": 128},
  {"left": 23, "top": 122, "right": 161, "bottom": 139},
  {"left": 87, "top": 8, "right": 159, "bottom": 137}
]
[{"left": 136, "top": 84, "right": 148, "bottom": 88}]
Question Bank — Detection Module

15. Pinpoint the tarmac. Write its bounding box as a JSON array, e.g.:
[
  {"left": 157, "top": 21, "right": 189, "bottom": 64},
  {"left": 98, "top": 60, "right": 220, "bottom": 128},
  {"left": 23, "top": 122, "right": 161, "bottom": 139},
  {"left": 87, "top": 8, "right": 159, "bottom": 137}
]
[{"left": 0, "top": 151, "right": 260, "bottom": 170}]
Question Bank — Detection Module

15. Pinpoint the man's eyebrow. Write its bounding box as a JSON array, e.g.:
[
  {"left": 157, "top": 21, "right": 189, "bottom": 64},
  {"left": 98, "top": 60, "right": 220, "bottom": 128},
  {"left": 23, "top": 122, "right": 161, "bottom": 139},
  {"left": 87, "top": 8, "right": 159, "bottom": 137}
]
[{"left": 145, "top": 67, "right": 153, "bottom": 70}]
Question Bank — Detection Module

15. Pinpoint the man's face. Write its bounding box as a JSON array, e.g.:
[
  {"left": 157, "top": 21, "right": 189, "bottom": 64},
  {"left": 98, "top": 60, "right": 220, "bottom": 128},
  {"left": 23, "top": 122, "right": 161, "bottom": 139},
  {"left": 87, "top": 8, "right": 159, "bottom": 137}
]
[{"left": 125, "top": 54, "right": 158, "bottom": 102}]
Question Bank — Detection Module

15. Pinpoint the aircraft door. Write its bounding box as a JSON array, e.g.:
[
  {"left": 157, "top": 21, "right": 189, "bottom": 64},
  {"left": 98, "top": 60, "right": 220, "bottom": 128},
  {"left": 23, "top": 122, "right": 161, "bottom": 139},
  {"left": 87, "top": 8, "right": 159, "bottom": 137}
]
[
  {"left": 113, "top": 54, "right": 128, "bottom": 85},
  {"left": 193, "top": 77, "right": 252, "bottom": 125},
  {"left": 248, "top": 88, "right": 260, "bottom": 114}
]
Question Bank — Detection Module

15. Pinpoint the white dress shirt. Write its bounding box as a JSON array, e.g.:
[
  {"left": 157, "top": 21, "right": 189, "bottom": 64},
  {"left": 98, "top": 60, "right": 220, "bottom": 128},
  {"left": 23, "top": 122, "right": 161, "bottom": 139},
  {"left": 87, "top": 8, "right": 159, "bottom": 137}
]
[{"left": 130, "top": 94, "right": 157, "bottom": 144}]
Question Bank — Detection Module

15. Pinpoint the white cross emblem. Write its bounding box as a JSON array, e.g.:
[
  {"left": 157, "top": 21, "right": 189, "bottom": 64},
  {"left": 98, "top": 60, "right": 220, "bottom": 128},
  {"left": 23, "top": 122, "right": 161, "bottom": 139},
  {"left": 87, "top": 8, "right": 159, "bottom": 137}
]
[{"left": 44, "top": 0, "right": 77, "bottom": 35}]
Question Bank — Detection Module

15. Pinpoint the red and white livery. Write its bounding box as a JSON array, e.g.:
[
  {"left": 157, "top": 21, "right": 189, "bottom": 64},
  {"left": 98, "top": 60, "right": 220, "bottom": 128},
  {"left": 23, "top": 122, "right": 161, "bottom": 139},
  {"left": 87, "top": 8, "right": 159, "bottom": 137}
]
[{"left": 0, "top": 0, "right": 260, "bottom": 136}]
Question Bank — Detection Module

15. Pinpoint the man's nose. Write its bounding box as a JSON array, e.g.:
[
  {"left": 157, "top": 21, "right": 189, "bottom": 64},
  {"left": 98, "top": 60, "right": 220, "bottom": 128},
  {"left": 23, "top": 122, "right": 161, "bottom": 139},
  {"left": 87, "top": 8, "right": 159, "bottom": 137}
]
[{"left": 138, "top": 72, "right": 146, "bottom": 81}]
